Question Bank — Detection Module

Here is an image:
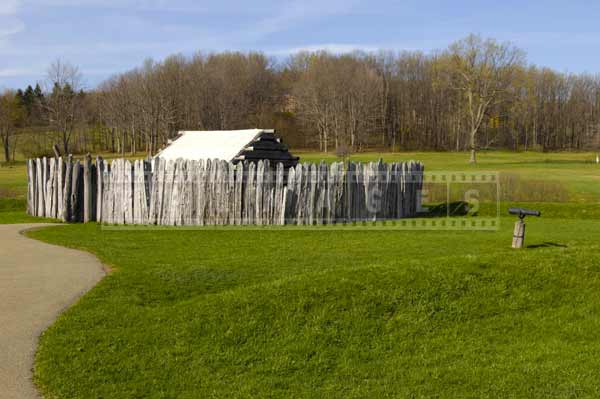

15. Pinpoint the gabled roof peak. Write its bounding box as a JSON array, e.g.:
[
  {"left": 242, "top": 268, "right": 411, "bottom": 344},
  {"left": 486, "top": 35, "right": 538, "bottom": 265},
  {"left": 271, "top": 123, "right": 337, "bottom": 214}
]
[
  {"left": 155, "top": 129, "right": 299, "bottom": 167},
  {"left": 156, "top": 129, "right": 267, "bottom": 162}
]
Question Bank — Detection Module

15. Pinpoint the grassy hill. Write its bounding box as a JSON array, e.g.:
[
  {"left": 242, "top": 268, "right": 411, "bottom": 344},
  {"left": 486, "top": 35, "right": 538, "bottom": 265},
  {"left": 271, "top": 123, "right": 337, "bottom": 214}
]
[{"left": 29, "top": 212, "right": 600, "bottom": 398}]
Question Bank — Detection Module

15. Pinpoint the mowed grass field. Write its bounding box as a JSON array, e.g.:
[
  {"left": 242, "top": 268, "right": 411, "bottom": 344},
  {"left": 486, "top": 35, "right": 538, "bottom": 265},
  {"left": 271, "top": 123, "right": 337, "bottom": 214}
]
[
  {"left": 2, "top": 151, "right": 600, "bottom": 397},
  {"left": 28, "top": 212, "right": 600, "bottom": 397},
  {"left": 0, "top": 161, "right": 51, "bottom": 223},
  {"left": 2, "top": 150, "right": 599, "bottom": 206},
  {"left": 298, "top": 150, "right": 600, "bottom": 202}
]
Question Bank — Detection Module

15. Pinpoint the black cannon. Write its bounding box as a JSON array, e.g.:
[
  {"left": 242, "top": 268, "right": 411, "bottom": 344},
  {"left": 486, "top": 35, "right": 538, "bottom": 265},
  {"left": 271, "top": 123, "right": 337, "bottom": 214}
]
[
  {"left": 508, "top": 207, "right": 541, "bottom": 248},
  {"left": 508, "top": 207, "right": 541, "bottom": 219}
]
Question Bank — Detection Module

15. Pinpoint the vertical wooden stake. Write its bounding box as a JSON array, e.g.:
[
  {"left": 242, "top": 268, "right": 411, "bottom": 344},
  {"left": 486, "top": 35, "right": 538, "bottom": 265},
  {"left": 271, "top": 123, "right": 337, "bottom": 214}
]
[
  {"left": 96, "top": 156, "right": 104, "bottom": 222},
  {"left": 27, "top": 159, "right": 35, "bottom": 215},
  {"left": 62, "top": 155, "right": 73, "bottom": 222},
  {"left": 71, "top": 161, "right": 82, "bottom": 222},
  {"left": 57, "top": 157, "right": 64, "bottom": 219},
  {"left": 83, "top": 154, "right": 92, "bottom": 223},
  {"left": 512, "top": 220, "right": 526, "bottom": 249}
]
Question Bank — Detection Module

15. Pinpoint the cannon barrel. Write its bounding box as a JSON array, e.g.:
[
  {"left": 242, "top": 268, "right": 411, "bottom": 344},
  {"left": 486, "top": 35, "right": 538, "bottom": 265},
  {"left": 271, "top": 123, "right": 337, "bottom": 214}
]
[{"left": 508, "top": 207, "right": 541, "bottom": 217}]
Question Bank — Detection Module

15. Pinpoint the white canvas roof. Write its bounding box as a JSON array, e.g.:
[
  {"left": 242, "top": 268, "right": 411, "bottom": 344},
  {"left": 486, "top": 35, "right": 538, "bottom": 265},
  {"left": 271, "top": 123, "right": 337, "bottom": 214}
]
[{"left": 155, "top": 129, "right": 268, "bottom": 162}]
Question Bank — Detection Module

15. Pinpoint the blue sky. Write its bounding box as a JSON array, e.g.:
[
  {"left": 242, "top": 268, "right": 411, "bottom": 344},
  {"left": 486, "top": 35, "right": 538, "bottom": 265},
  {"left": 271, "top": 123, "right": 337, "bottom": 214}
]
[{"left": 2, "top": 0, "right": 600, "bottom": 90}]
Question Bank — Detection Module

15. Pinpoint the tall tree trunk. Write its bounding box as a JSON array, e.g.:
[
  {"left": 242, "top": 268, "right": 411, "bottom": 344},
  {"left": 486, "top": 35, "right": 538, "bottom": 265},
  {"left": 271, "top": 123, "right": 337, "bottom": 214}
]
[
  {"left": 469, "top": 129, "right": 477, "bottom": 164},
  {"left": 131, "top": 126, "right": 136, "bottom": 156},
  {"left": 2, "top": 135, "right": 10, "bottom": 162},
  {"left": 111, "top": 128, "right": 116, "bottom": 153},
  {"left": 62, "top": 130, "right": 69, "bottom": 155},
  {"left": 11, "top": 138, "right": 17, "bottom": 161},
  {"left": 318, "top": 130, "right": 323, "bottom": 152},
  {"left": 121, "top": 129, "right": 126, "bottom": 155}
]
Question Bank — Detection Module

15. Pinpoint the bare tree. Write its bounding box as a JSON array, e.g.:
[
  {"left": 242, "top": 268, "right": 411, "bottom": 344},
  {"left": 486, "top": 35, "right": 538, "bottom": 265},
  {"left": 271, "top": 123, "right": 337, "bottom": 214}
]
[
  {"left": 43, "top": 59, "right": 84, "bottom": 154},
  {"left": 445, "top": 34, "right": 525, "bottom": 163},
  {"left": 10, "top": 39, "right": 600, "bottom": 157},
  {"left": 0, "top": 90, "right": 25, "bottom": 162},
  {"left": 291, "top": 52, "right": 383, "bottom": 152},
  {"left": 291, "top": 52, "right": 336, "bottom": 152}
]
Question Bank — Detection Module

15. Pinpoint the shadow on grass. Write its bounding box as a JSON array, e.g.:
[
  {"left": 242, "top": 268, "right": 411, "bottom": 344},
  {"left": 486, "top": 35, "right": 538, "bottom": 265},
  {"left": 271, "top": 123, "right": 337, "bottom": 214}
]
[
  {"left": 419, "top": 201, "right": 472, "bottom": 218},
  {"left": 527, "top": 242, "right": 568, "bottom": 249}
]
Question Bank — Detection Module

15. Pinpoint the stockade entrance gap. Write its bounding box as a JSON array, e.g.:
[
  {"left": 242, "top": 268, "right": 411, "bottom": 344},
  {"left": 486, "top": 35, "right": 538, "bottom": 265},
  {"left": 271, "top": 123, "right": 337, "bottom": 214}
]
[{"left": 26, "top": 156, "right": 424, "bottom": 226}]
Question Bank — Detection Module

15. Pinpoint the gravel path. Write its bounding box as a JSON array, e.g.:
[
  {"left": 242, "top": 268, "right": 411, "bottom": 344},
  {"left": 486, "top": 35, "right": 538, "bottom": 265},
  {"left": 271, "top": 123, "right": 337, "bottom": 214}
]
[{"left": 0, "top": 224, "right": 104, "bottom": 399}]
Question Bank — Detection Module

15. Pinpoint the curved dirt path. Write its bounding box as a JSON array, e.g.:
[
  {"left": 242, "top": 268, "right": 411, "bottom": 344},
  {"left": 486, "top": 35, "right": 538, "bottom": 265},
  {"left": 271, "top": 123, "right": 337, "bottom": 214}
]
[{"left": 0, "top": 224, "right": 104, "bottom": 399}]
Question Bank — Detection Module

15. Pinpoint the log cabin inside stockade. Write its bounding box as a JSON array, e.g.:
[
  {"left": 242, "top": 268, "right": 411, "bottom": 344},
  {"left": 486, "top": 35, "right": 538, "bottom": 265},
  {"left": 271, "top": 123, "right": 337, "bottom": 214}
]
[
  {"left": 26, "top": 129, "right": 425, "bottom": 225},
  {"left": 156, "top": 129, "right": 300, "bottom": 168}
]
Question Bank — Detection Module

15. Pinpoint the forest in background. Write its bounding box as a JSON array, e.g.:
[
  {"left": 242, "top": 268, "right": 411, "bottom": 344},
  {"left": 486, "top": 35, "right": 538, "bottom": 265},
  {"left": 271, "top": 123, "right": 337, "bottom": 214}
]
[{"left": 1, "top": 34, "right": 600, "bottom": 163}]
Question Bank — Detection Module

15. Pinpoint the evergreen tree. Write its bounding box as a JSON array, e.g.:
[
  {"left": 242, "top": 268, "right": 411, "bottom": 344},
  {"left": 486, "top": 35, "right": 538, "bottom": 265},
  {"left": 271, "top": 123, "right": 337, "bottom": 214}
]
[
  {"left": 24, "top": 85, "right": 34, "bottom": 103},
  {"left": 34, "top": 83, "right": 43, "bottom": 99},
  {"left": 22, "top": 85, "right": 35, "bottom": 116},
  {"left": 15, "top": 89, "right": 25, "bottom": 105}
]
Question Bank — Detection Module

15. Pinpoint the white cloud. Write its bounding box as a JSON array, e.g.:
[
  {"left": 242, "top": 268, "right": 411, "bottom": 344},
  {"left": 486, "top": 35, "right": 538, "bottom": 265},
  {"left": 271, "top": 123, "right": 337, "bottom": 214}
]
[
  {"left": 0, "top": 0, "right": 24, "bottom": 50},
  {"left": 0, "top": 67, "right": 40, "bottom": 77},
  {"left": 242, "top": 0, "right": 362, "bottom": 41},
  {"left": 0, "top": 0, "right": 20, "bottom": 15},
  {"left": 0, "top": 19, "right": 24, "bottom": 38},
  {"left": 272, "top": 43, "right": 380, "bottom": 55},
  {"left": 0, "top": 0, "right": 22, "bottom": 36},
  {"left": 1, "top": 0, "right": 371, "bottom": 87}
]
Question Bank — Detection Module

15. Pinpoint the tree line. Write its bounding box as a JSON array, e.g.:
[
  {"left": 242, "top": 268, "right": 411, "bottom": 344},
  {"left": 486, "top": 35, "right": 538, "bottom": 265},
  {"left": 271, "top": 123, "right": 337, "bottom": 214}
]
[{"left": 2, "top": 34, "right": 600, "bottom": 163}]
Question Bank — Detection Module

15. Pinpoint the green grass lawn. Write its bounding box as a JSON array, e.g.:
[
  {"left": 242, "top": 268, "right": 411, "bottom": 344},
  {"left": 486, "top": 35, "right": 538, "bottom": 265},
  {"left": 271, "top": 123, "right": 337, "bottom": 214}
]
[
  {"left": 0, "top": 161, "right": 58, "bottom": 223},
  {"left": 298, "top": 150, "right": 600, "bottom": 202},
  {"left": 0, "top": 201, "right": 55, "bottom": 224},
  {"left": 28, "top": 209, "right": 600, "bottom": 398},
  {"left": 3, "top": 151, "right": 600, "bottom": 397},
  {"left": 0, "top": 161, "right": 28, "bottom": 198},
  {"left": 3, "top": 150, "right": 600, "bottom": 206}
]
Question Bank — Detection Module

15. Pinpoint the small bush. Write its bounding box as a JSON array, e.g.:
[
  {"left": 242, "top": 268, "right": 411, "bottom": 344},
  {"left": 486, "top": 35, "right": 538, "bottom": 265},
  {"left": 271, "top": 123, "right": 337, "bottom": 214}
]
[
  {"left": 17, "top": 131, "right": 60, "bottom": 159},
  {"left": 500, "top": 173, "right": 569, "bottom": 202},
  {"left": 20, "top": 143, "right": 55, "bottom": 159},
  {"left": 335, "top": 144, "right": 351, "bottom": 161}
]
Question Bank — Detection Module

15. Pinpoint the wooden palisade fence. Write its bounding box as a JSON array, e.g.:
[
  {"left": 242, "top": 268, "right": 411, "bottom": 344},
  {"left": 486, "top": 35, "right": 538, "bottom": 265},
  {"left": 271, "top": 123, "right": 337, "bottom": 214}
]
[{"left": 27, "top": 156, "right": 424, "bottom": 225}]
